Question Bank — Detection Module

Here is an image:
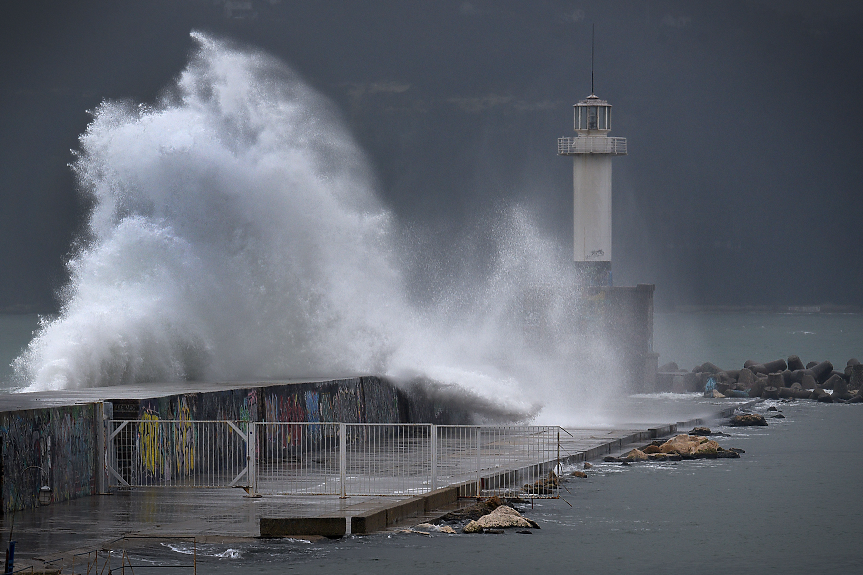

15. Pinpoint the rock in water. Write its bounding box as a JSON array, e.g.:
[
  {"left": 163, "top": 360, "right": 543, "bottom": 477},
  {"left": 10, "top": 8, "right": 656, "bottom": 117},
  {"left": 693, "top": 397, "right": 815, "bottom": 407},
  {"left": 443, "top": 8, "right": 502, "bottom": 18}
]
[
  {"left": 623, "top": 448, "right": 649, "bottom": 462},
  {"left": 788, "top": 355, "right": 805, "bottom": 371},
  {"left": 571, "top": 470, "right": 588, "bottom": 478},
  {"left": 472, "top": 506, "right": 539, "bottom": 530},
  {"left": 689, "top": 427, "right": 712, "bottom": 436},
  {"left": 728, "top": 414, "right": 768, "bottom": 426},
  {"left": 463, "top": 521, "right": 483, "bottom": 534}
]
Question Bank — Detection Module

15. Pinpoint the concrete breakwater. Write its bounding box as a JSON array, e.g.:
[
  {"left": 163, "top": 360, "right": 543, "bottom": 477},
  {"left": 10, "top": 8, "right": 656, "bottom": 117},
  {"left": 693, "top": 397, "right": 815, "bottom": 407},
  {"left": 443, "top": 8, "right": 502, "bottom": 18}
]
[
  {"left": 0, "top": 376, "right": 480, "bottom": 513},
  {"left": 656, "top": 356, "right": 863, "bottom": 401}
]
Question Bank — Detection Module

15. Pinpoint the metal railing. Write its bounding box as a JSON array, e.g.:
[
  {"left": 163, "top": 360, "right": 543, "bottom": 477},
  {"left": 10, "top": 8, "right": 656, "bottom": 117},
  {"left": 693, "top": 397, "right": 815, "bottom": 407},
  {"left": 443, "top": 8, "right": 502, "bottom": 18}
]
[
  {"left": 106, "top": 420, "right": 249, "bottom": 488},
  {"left": 558, "top": 136, "right": 627, "bottom": 155},
  {"left": 106, "top": 421, "right": 560, "bottom": 498}
]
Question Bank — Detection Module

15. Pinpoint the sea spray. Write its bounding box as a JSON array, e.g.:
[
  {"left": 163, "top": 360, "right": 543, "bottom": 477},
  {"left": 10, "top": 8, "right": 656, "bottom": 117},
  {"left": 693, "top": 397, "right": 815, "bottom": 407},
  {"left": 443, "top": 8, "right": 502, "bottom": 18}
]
[{"left": 12, "top": 32, "right": 622, "bottom": 423}]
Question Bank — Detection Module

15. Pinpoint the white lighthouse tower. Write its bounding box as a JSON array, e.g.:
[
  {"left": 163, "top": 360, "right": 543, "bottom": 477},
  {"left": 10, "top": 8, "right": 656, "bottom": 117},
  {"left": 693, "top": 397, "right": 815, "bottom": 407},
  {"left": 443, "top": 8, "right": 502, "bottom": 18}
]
[{"left": 558, "top": 91, "right": 627, "bottom": 286}]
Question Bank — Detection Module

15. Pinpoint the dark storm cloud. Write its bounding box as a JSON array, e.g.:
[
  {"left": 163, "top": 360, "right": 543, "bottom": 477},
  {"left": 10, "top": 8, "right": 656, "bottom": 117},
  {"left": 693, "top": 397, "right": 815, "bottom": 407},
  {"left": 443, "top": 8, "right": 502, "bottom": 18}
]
[{"left": 2, "top": 0, "right": 862, "bottom": 312}]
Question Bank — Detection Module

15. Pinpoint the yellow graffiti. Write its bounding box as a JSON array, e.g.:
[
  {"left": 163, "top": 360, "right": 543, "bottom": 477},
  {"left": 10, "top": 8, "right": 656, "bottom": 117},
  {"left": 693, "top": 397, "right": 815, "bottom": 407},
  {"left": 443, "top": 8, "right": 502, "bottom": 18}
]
[
  {"left": 140, "top": 412, "right": 162, "bottom": 474},
  {"left": 174, "top": 402, "right": 194, "bottom": 475}
]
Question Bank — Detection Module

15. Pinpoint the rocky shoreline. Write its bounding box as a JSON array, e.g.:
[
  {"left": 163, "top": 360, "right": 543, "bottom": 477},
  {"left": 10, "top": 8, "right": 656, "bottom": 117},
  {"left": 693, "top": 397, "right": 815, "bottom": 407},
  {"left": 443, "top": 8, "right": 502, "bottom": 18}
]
[{"left": 658, "top": 356, "right": 863, "bottom": 402}]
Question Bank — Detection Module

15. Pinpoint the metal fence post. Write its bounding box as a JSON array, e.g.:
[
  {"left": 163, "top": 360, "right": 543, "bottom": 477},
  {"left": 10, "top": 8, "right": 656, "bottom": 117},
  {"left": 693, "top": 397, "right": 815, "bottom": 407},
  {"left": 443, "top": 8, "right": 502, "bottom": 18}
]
[
  {"left": 430, "top": 424, "right": 437, "bottom": 491},
  {"left": 247, "top": 423, "right": 257, "bottom": 495},
  {"left": 339, "top": 423, "right": 347, "bottom": 498},
  {"left": 475, "top": 426, "right": 481, "bottom": 497},
  {"left": 95, "top": 402, "right": 106, "bottom": 494}
]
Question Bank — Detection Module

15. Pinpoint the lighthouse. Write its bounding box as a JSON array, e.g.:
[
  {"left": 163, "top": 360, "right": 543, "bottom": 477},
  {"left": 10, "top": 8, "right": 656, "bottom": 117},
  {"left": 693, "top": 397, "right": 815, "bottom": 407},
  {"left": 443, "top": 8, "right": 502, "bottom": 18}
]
[
  {"left": 558, "top": 93, "right": 627, "bottom": 286},
  {"left": 558, "top": 80, "right": 657, "bottom": 394}
]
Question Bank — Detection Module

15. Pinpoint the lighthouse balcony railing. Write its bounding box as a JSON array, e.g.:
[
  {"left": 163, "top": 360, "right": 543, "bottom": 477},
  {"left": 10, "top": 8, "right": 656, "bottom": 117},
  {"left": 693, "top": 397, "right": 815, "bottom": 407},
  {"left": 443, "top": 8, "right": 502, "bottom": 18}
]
[{"left": 558, "top": 136, "right": 627, "bottom": 155}]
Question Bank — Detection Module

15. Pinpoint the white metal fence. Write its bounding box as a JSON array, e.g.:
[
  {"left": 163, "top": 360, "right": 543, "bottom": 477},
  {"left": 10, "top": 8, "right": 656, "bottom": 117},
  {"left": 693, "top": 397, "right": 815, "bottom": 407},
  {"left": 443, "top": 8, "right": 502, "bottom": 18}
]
[
  {"left": 558, "top": 135, "right": 627, "bottom": 155},
  {"left": 106, "top": 421, "right": 560, "bottom": 498}
]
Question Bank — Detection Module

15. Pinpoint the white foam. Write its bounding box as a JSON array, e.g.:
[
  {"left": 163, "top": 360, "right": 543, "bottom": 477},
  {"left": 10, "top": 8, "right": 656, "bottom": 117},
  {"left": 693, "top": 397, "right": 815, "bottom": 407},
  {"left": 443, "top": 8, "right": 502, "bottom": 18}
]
[{"left": 12, "top": 32, "right": 622, "bottom": 422}]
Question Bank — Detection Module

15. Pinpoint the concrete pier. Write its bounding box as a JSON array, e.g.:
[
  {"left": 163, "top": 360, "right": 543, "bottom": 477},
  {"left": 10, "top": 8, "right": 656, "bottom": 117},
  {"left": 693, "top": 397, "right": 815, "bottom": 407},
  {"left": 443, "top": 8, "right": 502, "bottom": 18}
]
[
  {"left": 0, "top": 376, "right": 479, "bottom": 513},
  {"left": 0, "top": 401, "right": 755, "bottom": 572}
]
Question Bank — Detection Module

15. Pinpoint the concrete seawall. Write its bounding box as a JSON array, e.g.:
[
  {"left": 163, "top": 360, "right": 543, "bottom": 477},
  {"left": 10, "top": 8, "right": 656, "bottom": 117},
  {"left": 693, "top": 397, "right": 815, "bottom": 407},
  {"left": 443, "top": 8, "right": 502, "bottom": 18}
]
[{"left": 0, "top": 376, "right": 476, "bottom": 513}]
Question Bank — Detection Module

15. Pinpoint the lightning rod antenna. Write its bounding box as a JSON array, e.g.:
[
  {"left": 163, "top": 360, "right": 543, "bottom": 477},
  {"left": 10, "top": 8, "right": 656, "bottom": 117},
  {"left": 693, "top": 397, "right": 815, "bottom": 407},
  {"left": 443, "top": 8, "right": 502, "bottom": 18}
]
[{"left": 591, "top": 24, "right": 595, "bottom": 95}]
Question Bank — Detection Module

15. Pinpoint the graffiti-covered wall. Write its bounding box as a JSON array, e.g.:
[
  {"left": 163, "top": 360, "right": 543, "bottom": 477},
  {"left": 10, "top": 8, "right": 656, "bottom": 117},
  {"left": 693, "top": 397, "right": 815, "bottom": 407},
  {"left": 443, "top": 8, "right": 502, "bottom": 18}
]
[
  {"left": 111, "top": 377, "right": 404, "bottom": 424},
  {"left": 0, "top": 404, "right": 96, "bottom": 512},
  {"left": 1, "top": 375, "right": 474, "bottom": 512}
]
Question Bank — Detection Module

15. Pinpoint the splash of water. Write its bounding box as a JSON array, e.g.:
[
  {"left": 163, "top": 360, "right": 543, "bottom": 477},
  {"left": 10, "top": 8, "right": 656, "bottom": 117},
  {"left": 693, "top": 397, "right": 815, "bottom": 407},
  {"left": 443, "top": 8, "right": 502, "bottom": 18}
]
[{"left": 12, "top": 32, "right": 621, "bottom": 423}]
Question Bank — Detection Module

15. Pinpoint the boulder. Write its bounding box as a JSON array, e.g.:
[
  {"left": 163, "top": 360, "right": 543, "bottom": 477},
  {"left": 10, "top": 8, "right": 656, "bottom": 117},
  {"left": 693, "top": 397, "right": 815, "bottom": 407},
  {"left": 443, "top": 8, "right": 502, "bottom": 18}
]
[
  {"left": 472, "top": 506, "right": 539, "bottom": 530},
  {"left": 749, "top": 363, "right": 768, "bottom": 375},
  {"left": 716, "top": 448, "right": 741, "bottom": 458},
  {"left": 832, "top": 377, "right": 851, "bottom": 400},
  {"left": 811, "top": 386, "right": 832, "bottom": 402},
  {"left": 415, "top": 523, "right": 456, "bottom": 534},
  {"left": 698, "top": 362, "right": 722, "bottom": 374},
  {"left": 571, "top": 470, "right": 588, "bottom": 478},
  {"left": 643, "top": 444, "right": 662, "bottom": 454},
  {"left": 463, "top": 521, "right": 483, "bottom": 534},
  {"left": 751, "top": 359, "right": 788, "bottom": 375},
  {"left": 763, "top": 358, "right": 789, "bottom": 373},
  {"left": 583, "top": 462, "right": 593, "bottom": 469},
  {"left": 823, "top": 373, "right": 844, "bottom": 390},
  {"left": 523, "top": 472, "right": 558, "bottom": 495},
  {"left": 711, "top": 389, "right": 726, "bottom": 398},
  {"left": 689, "top": 426, "right": 712, "bottom": 436},
  {"left": 748, "top": 380, "right": 766, "bottom": 398},
  {"left": 810, "top": 361, "right": 834, "bottom": 384},
  {"left": 787, "top": 355, "right": 805, "bottom": 371},
  {"left": 659, "top": 434, "right": 710, "bottom": 456},
  {"left": 694, "top": 440, "right": 721, "bottom": 457},
  {"left": 437, "top": 496, "right": 503, "bottom": 523},
  {"left": 623, "top": 448, "right": 649, "bottom": 462},
  {"left": 851, "top": 364, "right": 863, "bottom": 390},
  {"left": 684, "top": 371, "right": 700, "bottom": 392},
  {"left": 728, "top": 413, "right": 768, "bottom": 426},
  {"left": 767, "top": 373, "right": 784, "bottom": 388}
]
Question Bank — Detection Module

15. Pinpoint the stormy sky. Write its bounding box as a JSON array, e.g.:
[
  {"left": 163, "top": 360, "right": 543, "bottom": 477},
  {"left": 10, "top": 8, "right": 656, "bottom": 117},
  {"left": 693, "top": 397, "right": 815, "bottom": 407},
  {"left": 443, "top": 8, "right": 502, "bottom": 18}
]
[{"left": 2, "top": 0, "right": 862, "bottom": 312}]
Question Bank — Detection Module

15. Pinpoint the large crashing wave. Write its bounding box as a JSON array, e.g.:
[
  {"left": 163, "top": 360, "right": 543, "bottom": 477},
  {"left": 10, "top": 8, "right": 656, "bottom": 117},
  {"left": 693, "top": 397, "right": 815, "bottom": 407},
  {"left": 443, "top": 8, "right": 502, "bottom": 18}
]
[{"left": 13, "top": 32, "right": 621, "bottom": 423}]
